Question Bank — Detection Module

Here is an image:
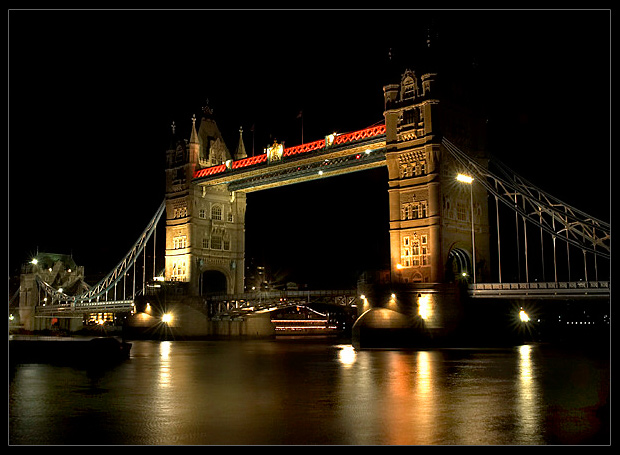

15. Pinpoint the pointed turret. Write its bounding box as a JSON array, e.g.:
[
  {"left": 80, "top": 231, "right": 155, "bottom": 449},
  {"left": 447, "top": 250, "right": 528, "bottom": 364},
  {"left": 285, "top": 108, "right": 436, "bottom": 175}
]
[
  {"left": 235, "top": 126, "right": 248, "bottom": 160},
  {"left": 189, "top": 114, "right": 200, "bottom": 170}
]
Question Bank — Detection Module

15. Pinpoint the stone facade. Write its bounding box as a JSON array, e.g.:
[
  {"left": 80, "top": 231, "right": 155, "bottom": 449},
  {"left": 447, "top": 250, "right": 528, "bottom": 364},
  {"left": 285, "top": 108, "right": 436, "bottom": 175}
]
[
  {"left": 384, "top": 69, "right": 490, "bottom": 284},
  {"left": 19, "top": 253, "right": 88, "bottom": 331},
  {"left": 164, "top": 107, "right": 246, "bottom": 295}
]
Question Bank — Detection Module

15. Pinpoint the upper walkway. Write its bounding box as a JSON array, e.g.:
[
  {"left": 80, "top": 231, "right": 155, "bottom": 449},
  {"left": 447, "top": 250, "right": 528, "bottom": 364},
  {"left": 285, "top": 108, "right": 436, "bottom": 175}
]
[
  {"left": 469, "top": 281, "right": 609, "bottom": 300},
  {"left": 193, "top": 124, "right": 386, "bottom": 192}
]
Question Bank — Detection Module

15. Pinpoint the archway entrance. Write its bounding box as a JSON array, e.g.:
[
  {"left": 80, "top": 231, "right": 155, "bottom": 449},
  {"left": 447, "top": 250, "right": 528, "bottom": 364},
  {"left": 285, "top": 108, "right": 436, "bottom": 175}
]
[
  {"left": 201, "top": 270, "right": 228, "bottom": 295},
  {"left": 446, "top": 248, "right": 472, "bottom": 283}
]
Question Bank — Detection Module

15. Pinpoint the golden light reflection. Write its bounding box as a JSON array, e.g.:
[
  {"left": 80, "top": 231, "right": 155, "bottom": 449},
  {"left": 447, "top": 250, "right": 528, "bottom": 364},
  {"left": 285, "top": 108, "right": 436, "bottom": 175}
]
[
  {"left": 416, "top": 351, "right": 433, "bottom": 397},
  {"left": 517, "top": 344, "right": 542, "bottom": 443},
  {"left": 159, "top": 341, "right": 172, "bottom": 388},
  {"left": 337, "top": 345, "right": 356, "bottom": 368},
  {"left": 160, "top": 341, "right": 172, "bottom": 359}
]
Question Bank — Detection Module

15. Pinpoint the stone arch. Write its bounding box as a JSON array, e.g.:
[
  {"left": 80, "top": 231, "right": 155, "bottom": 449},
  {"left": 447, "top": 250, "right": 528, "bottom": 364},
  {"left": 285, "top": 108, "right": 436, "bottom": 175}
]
[
  {"left": 446, "top": 247, "right": 472, "bottom": 282},
  {"left": 200, "top": 268, "right": 229, "bottom": 295}
]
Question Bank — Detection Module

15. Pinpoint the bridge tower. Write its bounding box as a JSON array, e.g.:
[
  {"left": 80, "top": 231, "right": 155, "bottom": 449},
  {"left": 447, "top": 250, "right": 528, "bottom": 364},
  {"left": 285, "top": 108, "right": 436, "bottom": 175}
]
[
  {"left": 384, "top": 69, "right": 490, "bottom": 284},
  {"left": 164, "top": 105, "right": 246, "bottom": 296}
]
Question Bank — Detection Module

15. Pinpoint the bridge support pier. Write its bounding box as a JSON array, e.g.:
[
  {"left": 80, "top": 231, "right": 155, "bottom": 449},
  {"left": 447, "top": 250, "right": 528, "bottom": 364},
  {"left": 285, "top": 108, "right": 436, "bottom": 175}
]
[{"left": 352, "top": 282, "right": 464, "bottom": 349}]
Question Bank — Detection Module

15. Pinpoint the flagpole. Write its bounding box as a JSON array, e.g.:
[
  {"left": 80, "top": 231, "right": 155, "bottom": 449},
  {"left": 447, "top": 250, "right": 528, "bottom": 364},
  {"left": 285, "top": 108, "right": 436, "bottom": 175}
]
[{"left": 251, "top": 124, "right": 255, "bottom": 156}]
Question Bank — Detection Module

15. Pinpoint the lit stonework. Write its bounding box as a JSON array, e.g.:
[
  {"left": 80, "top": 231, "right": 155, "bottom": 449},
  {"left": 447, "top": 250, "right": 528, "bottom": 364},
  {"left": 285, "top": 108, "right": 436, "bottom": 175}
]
[
  {"left": 384, "top": 69, "right": 490, "bottom": 284},
  {"left": 165, "top": 108, "right": 246, "bottom": 295}
]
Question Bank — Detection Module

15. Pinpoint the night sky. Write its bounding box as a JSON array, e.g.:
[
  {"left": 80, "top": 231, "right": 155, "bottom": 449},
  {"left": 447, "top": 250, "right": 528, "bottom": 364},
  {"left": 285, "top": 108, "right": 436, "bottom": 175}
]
[{"left": 8, "top": 10, "right": 610, "bottom": 290}]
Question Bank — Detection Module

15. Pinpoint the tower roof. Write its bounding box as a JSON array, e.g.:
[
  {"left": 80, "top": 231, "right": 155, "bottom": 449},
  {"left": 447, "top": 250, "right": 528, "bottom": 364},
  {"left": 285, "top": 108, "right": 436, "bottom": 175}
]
[
  {"left": 198, "top": 102, "right": 231, "bottom": 165},
  {"left": 190, "top": 115, "right": 199, "bottom": 144},
  {"left": 235, "top": 126, "right": 247, "bottom": 160}
]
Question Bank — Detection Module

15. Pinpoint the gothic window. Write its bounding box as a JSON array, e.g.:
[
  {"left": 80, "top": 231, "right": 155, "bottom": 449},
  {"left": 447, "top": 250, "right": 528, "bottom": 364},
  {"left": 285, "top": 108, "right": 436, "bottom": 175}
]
[
  {"left": 199, "top": 209, "right": 206, "bottom": 219},
  {"left": 211, "top": 205, "right": 222, "bottom": 221},
  {"left": 173, "top": 235, "right": 187, "bottom": 249},
  {"left": 223, "top": 239, "right": 230, "bottom": 250},
  {"left": 211, "top": 235, "right": 222, "bottom": 250},
  {"left": 457, "top": 202, "right": 467, "bottom": 221},
  {"left": 403, "top": 109, "right": 415, "bottom": 125},
  {"left": 171, "top": 260, "right": 187, "bottom": 281},
  {"left": 402, "top": 75, "right": 417, "bottom": 100},
  {"left": 421, "top": 235, "right": 429, "bottom": 265},
  {"left": 227, "top": 212, "right": 233, "bottom": 223},
  {"left": 421, "top": 201, "right": 428, "bottom": 218},
  {"left": 419, "top": 160, "right": 426, "bottom": 175},
  {"left": 202, "top": 238, "right": 209, "bottom": 249},
  {"left": 411, "top": 202, "right": 419, "bottom": 219}
]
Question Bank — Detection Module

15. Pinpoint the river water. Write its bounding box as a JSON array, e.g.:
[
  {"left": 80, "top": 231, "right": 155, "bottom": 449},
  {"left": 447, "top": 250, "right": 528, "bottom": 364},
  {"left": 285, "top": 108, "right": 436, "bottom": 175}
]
[{"left": 9, "top": 338, "right": 609, "bottom": 445}]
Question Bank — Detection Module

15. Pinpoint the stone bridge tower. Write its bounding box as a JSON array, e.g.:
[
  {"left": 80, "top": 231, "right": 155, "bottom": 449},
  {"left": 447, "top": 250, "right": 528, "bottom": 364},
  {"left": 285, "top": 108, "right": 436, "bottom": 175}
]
[
  {"left": 384, "top": 69, "right": 490, "bottom": 284},
  {"left": 164, "top": 105, "right": 246, "bottom": 296}
]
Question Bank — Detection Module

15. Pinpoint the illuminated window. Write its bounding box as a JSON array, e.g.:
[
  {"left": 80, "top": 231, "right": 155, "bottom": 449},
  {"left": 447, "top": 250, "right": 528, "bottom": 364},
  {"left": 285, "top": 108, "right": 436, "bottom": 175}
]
[
  {"left": 421, "top": 201, "right": 428, "bottom": 218},
  {"left": 411, "top": 202, "right": 419, "bottom": 219},
  {"left": 88, "top": 312, "right": 113, "bottom": 325},
  {"left": 419, "top": 160, "right": 426, "bottom": 175},
  {"left": 173, "top": 235, "right": 187, "bottom": 249},
  {"left": 171, "top": 260, "right": 187, "bottom": 280},
  {"left": 401, "top": 234, "right": 430, "bottom": 267},
  {"left": 211, "top": 205, "right": 222, "bottom": 221}
]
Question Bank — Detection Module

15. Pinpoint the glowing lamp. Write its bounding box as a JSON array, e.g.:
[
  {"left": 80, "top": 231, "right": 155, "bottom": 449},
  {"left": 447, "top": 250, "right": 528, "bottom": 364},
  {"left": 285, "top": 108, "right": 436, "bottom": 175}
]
[
  {"left": 162, "top": 313, "right": 173, "bottom": 324},
  {"left": 456, "top": 174, "right": 474, "bottom": 184},
  {"left": 418, "top": 294, "right": 432, "bottom": 320}
]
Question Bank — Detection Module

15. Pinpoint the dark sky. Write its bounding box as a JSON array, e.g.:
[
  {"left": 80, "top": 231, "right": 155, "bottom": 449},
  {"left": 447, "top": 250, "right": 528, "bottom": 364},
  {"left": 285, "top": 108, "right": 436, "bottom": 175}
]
[{"left": 8, "top": 9, "right": 610, "bottom": 289}]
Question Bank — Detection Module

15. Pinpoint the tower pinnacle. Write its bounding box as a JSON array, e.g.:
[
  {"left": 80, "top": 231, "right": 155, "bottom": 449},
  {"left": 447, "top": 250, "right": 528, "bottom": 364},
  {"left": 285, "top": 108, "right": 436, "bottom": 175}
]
[{"left": 235, "top": 126, "right": 248, "bottom": 160}]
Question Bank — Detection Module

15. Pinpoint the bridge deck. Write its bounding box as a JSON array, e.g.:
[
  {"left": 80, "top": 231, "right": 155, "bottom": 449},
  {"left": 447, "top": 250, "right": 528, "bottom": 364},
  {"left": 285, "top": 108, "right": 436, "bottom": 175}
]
[
  {"left": 192, "top": 125, "right": 386, "bottom": 192},
  {"left": 469, "top": 281, "right": 609, "bottom": 299},
  {"left": 35, "top": 300, "right": 135, "bottom": 315}
]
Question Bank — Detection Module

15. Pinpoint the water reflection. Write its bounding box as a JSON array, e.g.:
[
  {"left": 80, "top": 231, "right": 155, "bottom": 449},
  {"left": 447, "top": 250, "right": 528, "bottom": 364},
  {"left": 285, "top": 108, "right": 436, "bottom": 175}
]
[
  {"left": 159, "top": 341, "right": 172, "bottom": 388},
  {"left": 517, "top": 344, "right": 542, "bottom": 444},
  {"left": 337, "top": 344, "right": 356, "bottom": 368},
  {"left": 9, "top": 340, "right": 609, "bottom": 445}
]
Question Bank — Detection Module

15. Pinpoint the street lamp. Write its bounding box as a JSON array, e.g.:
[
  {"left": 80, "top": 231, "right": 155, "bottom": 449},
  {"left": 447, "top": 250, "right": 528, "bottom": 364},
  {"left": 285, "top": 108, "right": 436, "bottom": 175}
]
[{"left": 456, "top": 174, "right": 476, "bottom": 284}]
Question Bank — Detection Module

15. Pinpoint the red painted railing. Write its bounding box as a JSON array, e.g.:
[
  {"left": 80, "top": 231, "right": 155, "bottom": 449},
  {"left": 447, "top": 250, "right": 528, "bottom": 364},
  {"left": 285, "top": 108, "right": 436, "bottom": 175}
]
[{"left": 193, "top": 123, "right": 385, "bottom": 180}]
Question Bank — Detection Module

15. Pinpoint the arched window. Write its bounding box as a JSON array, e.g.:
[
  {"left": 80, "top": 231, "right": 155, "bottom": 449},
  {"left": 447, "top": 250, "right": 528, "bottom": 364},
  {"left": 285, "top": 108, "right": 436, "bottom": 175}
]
[{"left": 211, "top": 205, "right": 222, "bottom": 221}]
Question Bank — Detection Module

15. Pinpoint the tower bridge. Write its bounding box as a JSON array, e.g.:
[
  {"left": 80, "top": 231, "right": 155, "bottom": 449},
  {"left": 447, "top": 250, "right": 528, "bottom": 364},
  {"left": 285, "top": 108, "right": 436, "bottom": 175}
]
[{"left": 15, "top": 66, "right": 609, "bottom": 345}]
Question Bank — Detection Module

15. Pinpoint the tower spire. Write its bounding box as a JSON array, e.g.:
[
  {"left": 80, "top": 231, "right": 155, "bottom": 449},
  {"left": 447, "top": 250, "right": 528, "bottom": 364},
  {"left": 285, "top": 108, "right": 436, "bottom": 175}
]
[
  {"left": 190, "top": 114, "right": 199, "bottom": 144},
  {"left": 235, "top": 126, "right": 248, "bottom": 160}
]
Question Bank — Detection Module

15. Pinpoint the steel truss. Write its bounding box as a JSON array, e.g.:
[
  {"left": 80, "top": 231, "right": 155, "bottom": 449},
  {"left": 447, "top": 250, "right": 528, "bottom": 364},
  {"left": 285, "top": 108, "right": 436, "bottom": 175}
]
[
  {"left": 36, "top": 200, "right": 166, "bottom": 306},
  {"left": 442, "top": 138, "right": 609, "bottom": 259},
  {"left": 443, "top": 137, "right": 609, "bottom": 287}
]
